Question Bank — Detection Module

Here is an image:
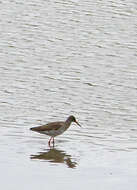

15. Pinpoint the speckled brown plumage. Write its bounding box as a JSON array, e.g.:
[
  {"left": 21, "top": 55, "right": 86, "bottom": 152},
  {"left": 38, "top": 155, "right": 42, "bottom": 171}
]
[{"left": 30, "top": 115, "right": 81, "bottom": 146}]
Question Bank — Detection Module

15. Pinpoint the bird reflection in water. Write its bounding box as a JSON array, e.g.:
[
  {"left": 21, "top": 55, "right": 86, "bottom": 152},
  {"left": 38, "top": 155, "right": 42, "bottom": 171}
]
[{"left": 30, "top": 148, "right": 77, "bottom": 169}]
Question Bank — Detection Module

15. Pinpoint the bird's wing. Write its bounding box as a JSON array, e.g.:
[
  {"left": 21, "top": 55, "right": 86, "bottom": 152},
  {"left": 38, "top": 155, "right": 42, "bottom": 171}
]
[{"left": 30, "top": 121, "right": 64, "bottom": 132}]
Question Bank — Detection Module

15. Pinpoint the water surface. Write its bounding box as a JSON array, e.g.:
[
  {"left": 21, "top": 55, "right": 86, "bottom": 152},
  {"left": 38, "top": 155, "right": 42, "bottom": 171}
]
[{"left": 0, "top": 0, "right": 137, "bottom": 189}]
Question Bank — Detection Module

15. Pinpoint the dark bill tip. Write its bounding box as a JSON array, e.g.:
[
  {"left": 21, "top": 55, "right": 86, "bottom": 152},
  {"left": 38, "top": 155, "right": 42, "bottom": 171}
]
[{"left": 75, "top": 121, "right": 82, "bottom": 128}]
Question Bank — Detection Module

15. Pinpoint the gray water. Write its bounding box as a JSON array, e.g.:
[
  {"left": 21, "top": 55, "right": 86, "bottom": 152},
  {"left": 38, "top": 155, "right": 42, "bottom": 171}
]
[{"left": 0, "top": 0, "right": 137, "bottom": 189}]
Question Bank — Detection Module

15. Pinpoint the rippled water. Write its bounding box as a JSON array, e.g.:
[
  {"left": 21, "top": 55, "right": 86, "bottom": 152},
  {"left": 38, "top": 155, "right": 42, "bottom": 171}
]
[{"left": 0, "top": 0, "right": 137, "bottom": 189}]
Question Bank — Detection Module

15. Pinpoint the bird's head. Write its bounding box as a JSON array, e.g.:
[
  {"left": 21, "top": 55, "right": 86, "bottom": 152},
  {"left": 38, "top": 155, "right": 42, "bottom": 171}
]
[{"left": 69, "top": 115, "right": 81, "bottom": 127}]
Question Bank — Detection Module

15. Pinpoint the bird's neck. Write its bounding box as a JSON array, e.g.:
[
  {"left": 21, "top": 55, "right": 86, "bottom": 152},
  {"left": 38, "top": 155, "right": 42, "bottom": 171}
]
[{"left": 65, "top": 118, "right": 72, "bottom": 128}]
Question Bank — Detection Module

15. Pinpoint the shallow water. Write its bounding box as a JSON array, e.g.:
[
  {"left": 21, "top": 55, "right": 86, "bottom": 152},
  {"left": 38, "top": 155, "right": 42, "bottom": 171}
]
[{"left": 0, "top": 0, "right": 137, "bottom": 189}]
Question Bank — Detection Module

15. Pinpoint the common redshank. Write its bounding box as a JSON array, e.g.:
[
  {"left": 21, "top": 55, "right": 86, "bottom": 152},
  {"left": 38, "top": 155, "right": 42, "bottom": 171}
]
[{"left": 30, "top": 115, "right": 81, "bottom": 146}]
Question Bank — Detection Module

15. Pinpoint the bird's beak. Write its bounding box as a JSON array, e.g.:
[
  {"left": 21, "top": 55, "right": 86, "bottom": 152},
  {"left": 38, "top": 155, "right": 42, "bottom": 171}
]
[{"left": 75, "top": 121, "right": 82, "bottom": 127}]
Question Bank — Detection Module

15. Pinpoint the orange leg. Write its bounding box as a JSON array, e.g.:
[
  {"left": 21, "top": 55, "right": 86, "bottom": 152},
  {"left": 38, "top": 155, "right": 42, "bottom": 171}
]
[
  {"left": 53, "top": 137, "right": 55, "bottom": 145},
  {"left": 48, "top": 137, "right": 53, "bottom": 146}
]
